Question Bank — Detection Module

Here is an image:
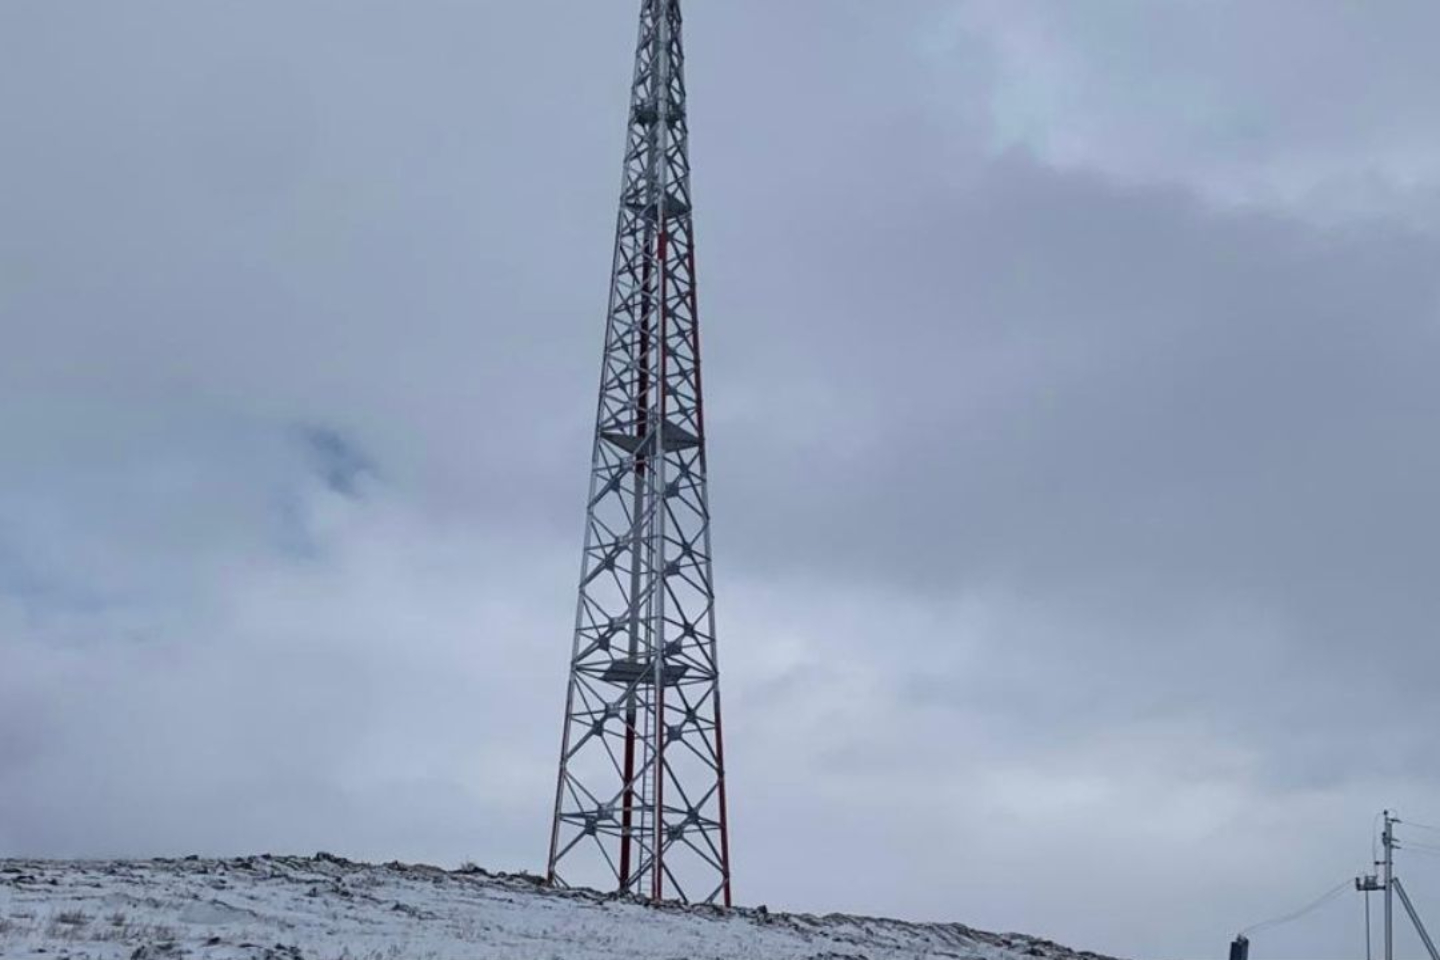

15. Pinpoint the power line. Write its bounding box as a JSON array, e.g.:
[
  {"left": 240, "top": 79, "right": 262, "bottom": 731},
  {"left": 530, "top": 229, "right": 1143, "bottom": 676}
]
[{"left": 1240, "top": 880, "right": 1354, "bottom": 938}]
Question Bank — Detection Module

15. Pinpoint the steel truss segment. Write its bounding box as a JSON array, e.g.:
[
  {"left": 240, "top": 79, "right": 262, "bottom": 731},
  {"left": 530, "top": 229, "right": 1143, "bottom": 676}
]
[{"left": 547, "top": 0, "right": 730, "bottom": 907}]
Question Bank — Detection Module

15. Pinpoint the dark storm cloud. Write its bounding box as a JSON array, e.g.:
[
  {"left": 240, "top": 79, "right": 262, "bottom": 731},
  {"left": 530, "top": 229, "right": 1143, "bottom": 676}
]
[{"left": 3, "top": 2, "right": 1439, "bottom": 958}]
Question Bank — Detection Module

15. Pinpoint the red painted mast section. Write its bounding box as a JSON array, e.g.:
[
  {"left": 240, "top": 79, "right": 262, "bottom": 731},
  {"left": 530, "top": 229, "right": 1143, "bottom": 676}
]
[
  {"left": 684, "top": 240, "right": 731, "bottom": 907},
  {"left": 619, "top": 243, "right": 654, "bottom": 891}
]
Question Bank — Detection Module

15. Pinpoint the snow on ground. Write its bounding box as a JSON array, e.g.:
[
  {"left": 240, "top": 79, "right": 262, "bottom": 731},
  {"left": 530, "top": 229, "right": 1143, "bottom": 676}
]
[{"left": 0, "top": 855, "right": 1122, "bottom": 960}]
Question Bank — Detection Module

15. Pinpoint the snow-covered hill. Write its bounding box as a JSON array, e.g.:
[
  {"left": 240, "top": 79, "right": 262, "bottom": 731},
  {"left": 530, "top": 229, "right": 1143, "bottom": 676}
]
[{"left": 0, "top": 855, "right": 1122, "bottom": 960}]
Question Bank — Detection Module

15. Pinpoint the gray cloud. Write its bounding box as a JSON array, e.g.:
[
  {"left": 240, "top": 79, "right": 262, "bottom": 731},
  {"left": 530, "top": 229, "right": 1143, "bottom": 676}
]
[
  {"left": 2, "top": 2, "right": 1439, "bottom": 958},
  {"left": 941, "top": 1, "right": 1440, "bottom": 215}
]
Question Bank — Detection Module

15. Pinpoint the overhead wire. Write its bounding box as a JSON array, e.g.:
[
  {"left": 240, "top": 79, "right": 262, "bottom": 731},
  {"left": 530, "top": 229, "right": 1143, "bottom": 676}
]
[
  {"left": 1240, "top": 880, "right": 1355, "bottom": 938},
  {"left": 1237, "top": 814, "right": 1440, "bottom": 948}
]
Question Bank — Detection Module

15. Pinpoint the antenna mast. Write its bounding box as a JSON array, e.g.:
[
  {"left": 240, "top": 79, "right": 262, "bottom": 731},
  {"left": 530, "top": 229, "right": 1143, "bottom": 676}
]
[{"left": 546, "top": 0, "right": 732, "bottom": 906}]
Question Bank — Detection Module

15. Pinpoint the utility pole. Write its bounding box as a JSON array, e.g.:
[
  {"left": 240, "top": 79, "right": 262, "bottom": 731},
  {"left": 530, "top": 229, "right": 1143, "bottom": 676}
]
[
  {"left": 1357, "top": 812, "right": 1440, "bottom": 960},
  {"left": 1250, "top": 813, "right": 1437, "bottom": 959},
  {"left": 1384, "top": 810, "right": 1396, "bottom": 960},
  {"left": 1358, "top": 873, "right": 1383, "bottom": 960},
  {"left": 1395, "top": 877, "right": 1440, "bottom": 960}
]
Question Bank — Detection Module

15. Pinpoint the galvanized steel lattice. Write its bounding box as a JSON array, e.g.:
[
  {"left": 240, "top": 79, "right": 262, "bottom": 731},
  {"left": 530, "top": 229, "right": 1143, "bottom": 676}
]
[{"left": 546, "top": 0, "right": 732, "bottom": 907}]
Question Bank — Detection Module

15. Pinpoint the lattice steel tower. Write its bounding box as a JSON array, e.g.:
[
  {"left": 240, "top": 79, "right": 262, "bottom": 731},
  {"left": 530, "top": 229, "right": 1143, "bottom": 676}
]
[{"left": 546, "top": 0, "right": 732, "bottom": 907}]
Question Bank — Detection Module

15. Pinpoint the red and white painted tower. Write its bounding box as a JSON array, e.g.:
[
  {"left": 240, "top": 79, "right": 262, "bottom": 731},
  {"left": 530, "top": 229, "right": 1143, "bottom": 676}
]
[{"left": 546, "top": 0, "right": 732, "bottom": 906}]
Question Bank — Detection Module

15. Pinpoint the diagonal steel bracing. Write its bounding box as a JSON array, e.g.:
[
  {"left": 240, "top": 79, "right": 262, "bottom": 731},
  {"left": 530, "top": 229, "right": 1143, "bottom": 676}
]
[{"left": 547, "top": 0, "right": 731, "bottom": 907}]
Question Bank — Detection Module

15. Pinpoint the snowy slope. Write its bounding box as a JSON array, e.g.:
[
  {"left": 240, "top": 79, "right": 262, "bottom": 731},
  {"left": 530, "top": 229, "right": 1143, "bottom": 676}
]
[{"left": 0, "top": 855, "right": 1122, "bottom": 960}]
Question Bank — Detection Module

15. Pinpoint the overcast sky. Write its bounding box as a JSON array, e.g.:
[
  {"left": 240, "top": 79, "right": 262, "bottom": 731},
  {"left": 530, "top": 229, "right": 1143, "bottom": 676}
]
[{"left": 3, "top": 2, "right": 1440, "bottom": 958}]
